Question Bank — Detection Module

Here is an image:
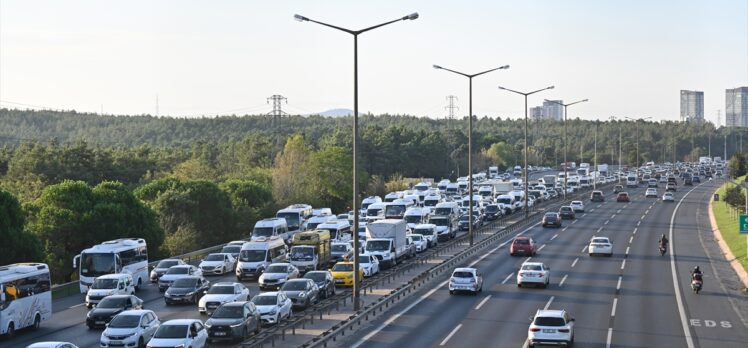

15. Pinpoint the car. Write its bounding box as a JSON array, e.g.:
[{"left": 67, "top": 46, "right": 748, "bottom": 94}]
[
  {"left": 164, "top": 276, "right": 210, "bottom": 305},
  {"left": 330, "top": 242, "right": 354, "bottom": 265},
  {"left": 304, "top": 270, "right": 336, "bottom": 299},
  {"left": 358, "top": 254, "right": 380, "bottom": 277},
  {"left": 86, "top": 273, "right": 136, "bottom": 308},
  {"left": 409, "top": 233, "right": 428, "bottom": 252},
  {"left": 517, "top": 262, "right": 550, "bottom": 288},
  {"left": 666, "top": 182, "right": 677, "bottom": 191},
  {"left": 662, "top": 192, "right": 675, "bottom": 202},
  {"left": 86, "top": 295, "right": 144, "bottom": 329},
  {"left": 251, "top": 291, "right": 293, "bottom": 326},
  {"left": 205, "top": 301, "right": 261, "bottom": 343},
  {"left": 448, "top": 267, "right": 483, "bottom": 295},
  {"left": 588, "top": 236, "right": 613, "bottom": 256},
  {"left": 458, "top": 214, "right": 481, "bottom": 231},
  {"left": 616, "top": 192, "right": 630, "bottom": 202},
  {"left": 647, "top": 179, "right": 658, "bottom": 188},
  {"left": 330, "top": 261, "right": 365, "bottom": 286},
  {"left": 542, "top": 212, "right": 562, "bottom": 228},
  {"left": 281, "top": 278, "right": 320, "bottom": 309},
  {"left": 645, "top": 188, "right": 658, "bottom": 198},
  {"left": 527, "top": 309, "right": 575, "bottom": 347},
  {"left": 510, "top": 236, "right": 536, "bottom": 256},
  {"left": 25, "top": 343, "right": 79, "bottom": 348},
  {"left": 198, "top": 282, "right": 250, "bottom": 315},
  {"left": 146, "top": 319, "right": 208, "bottom": 348},
  {"left": 569, "top": 201, "right": 585, "bottom": 213},
  {"left": 158, "top": 265, "right": 203, "bottom": 291},
  {"left": 693, "top": 175, "right": 701, "bottom": 183},
  {"left": 558, "top": 206, "right": 576, "bottom": 220},
  {"left": 221, "top": 242, "right": 244, "bottom": 259},
  {"left": 199, "top": 253, "right": 236, "bottom": 275},
  {"left": 590, "top": 190, "right": 605, "bottom": 202},
  {"left": 100, "top": 309, "right": 160, "bottom": 348},
  {"left": 150, "top": 258, "right": 186, "bottom": 283},
  {"left": 484, "top": 204, "right": 502, "bottom": 221},
  {"left": 613, "top": 185, "right": 623, "bottom": 193},
  {"left": 258, "top": 263, "right": 299, "bottom": 291}
]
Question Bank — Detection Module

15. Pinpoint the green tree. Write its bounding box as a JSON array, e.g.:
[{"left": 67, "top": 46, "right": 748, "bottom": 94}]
[
  {"left": 272, "top": 135, "right": 312, "bottom": 207},
  {"left": 0, "top": 189, "right": 42, "bottom": 265},
  {"left": 307, "top": 146, "right": 353, "bottom": 211},
  {"left": 220, "top": 179, "right": 274, "bottom": 235},
  {"left": 728, "top": 153, "right": 747, "bottom": 178}
]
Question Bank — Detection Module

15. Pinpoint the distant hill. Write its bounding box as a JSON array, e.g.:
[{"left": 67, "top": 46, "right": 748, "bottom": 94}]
[{"left": 313, "top": 108, "right": 353, "bottom": 117}]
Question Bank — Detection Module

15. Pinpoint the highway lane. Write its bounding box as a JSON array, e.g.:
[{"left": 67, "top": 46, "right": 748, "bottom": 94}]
[{"left": 344, "top": 185, "right": 638, "bottom": 348}]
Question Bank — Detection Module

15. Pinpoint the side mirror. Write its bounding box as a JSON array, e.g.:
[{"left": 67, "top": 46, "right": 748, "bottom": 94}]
[
  {"left": 529, "top": 316, "right": 534, "bottom": 322},
  {"left": 570, "top": 317, "right": 575, "bottom": 322}
]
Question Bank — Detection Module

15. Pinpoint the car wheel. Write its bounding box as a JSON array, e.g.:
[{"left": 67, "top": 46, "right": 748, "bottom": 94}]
[
  {"left": 449, "top": 290, "right": 454, "bottom": 295},
  {"left": 517, "top": 283, "right": 522, "bottom": 288},
  {"left": 6, "top": 322, "right": 14, "bottom": 338},
  {"left": 255, "top": 321, "right": 261, "bottom": 334},
  {"left": 135, "top": 277, "right": 142, "bottom": 291},
  {"left": 288, "top": 309, "right": 294, "bottom": 320},
  {"left": 33, "top": 314, "right": 41, "bottom": 330},
  {"left": 138, "top": 337, "right": 145, "bottom": 348}
]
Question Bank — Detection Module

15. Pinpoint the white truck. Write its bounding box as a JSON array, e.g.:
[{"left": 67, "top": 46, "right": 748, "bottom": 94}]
[
  {"left": 597, "top": 164, "right": 609, "bottom": 176},
  {"left": 365, "top": 219, "right": 410, "bottom": 267},
  {"left": 489, "top": 166, "right": 499, "bottom": 178},
  {"left": 493, "top": 182, "right": 514, "bottom": 196}
]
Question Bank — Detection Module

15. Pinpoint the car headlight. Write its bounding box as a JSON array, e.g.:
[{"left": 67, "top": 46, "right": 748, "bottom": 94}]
[
  {"left": 268, "top": 309, "right": 277, "bottom": 315},
  {"left": 174, "top": 345, "right": 185, "bottom": 348},
  {"left": 230, "top": 321, "right": 244, "bottom": 328},
  {"left": 299, "top": 292, "right": 306, "bottom": 297},
  {"left": 185, "top": 291, "right": 196, "bottom": 296}
]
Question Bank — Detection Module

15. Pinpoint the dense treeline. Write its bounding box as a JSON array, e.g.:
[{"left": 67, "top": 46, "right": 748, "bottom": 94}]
[{"left": 1, "top": 108, "right": 746, "bottom": 282}]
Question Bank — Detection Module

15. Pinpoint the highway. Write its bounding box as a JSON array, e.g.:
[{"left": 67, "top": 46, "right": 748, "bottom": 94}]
[{"left": 340, "top": 180, "right": 748, "bottom": 348}]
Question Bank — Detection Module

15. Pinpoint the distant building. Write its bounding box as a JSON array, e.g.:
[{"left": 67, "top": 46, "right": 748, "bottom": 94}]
[
  {"left": 726, "top": 87, "right": 748, "bottom": 127},
  {"left": 530, "top": 106, "right": 544, "bottom": 120},
  {"left": 680, "top": 90, "right": 704, "bottom": 122},
  {"left": 529, "top": 100, "right": 563, "bottom": 121}
]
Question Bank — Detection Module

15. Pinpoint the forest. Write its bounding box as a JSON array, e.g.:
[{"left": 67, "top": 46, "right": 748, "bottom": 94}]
[{"left": 1, "top": 108, "right": 745, "bottom": 282}]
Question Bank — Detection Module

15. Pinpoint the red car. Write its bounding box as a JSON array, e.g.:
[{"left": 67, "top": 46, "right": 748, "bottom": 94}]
[
  {"left": 510, "top": 236, "right": 536, "bottom": 256},
  {"left": 617, "top": 192, "right": 630, "bottom": 202}
]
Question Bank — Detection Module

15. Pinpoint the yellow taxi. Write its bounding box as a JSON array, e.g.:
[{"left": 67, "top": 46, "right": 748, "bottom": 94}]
[{"left": 330, "top": 261, "right": 365, "bottom": 286}]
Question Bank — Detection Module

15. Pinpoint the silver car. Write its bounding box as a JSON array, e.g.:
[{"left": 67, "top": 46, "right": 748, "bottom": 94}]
[{"left": 280, "top": 279, "right": 320, "bottom": 309}]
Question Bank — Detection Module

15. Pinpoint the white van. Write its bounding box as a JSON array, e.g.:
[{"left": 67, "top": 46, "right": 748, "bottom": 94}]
[
  {"left": 304, "top": 215, "right": 336, "bottom": 230},
  {"left": 366, "top": 202, "right": 386, "bottom": 222},
  {"left": 384, "top": 191, "right": 403, "bottom": 203},
  {"left": 252, "top": 218, "right": 289, "bottom": 242},
  {"left": 412, "top": 223, "right": 438, "bottom": 247},
  {"left": 626, "top": 174, "right": 638, "bottom": 188},
  {"left": 318, "top": 220, "right": 352, "bottom": 242},
  {"left": 423, "top": 194, "right": 443, "bottom": 207},
  {"left": 85, "top": 273, "right": 135, "bottom": 308},
  {"left": 445, "top": 183, "right": 459, "bottom": 197},
  {"left": 236, "top": 237, "right": 287, "bottom": 281},
  {"left": 404, "top": 207, "right": 431, "bottom": 229},
  {"left": 437, "top": 180, "right": 450, "bottom": 191},
  {"left": 384, "top": 199, "right": 414, "bottom": 220}
]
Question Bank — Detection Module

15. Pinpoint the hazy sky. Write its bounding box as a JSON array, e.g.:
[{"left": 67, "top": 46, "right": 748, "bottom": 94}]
[{"left": 1, "top": 0, "right": 747, "bottom": 123}]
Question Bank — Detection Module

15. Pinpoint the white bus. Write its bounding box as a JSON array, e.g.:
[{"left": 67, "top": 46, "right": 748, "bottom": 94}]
[
  {"left": 1, "top": 263, "right": 52, "bottom": 336},
  {"left": 276, "top": 204, "right": 313, "bottom": 239},
  {"left": 73, "top": 238, "right": 148, "bottom": 293}
]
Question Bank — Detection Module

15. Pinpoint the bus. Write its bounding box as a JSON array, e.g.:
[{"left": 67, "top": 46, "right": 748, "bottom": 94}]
[
  {"left": 276, "top": 204, "right": 313, "bottom": 239},
  {"left": 1, "top": 263, "right": 52, "bottom": 336},
  {"left": 73, "top": 238, "right": 148, "bottom": 293}
]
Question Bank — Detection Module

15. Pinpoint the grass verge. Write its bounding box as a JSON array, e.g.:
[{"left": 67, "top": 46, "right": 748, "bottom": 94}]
[{"left": 712, "top": 175, "right": 748, "bottom": 272}]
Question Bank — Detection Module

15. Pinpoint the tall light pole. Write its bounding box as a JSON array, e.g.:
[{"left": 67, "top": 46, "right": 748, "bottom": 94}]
[
  {"left": 594, "top": 120, "right": 598, "bottom": 190},
  {"left": 625, "top": 116, "right": 652, "bottom": 168},
  {"left": 610, "top": 116, "right": 622, "bottom": 182},
  {"left": 295, "top": 12, "right": 418, "bottom": 311},
  {"left": 545, "top": 99, "right": 588, "bottom": 200},
  {"left": 434, "top": 64, "right": 509, "bottom": 246},
  {"left": 499, "top": 85, "right": 555, "bottom": 218}
]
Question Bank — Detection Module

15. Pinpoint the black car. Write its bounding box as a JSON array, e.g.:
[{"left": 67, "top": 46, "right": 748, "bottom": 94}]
[
  {"left": 86, "top": 295, "right": 143, "bottom": 329},
  {"left": 304, "top": 271, "right": 336, "bottom": 299},
  {"left": 458, "top": 213, "right": 481, "bottom": 231},
  {"left": 613, "top": 185, "right": 623, "bottom": 194},
  {"left": 692, "top": 175, "right": 701, "bottom": 183},
  {"left": 684, "top": 177, "right": 693, "bottom": 186},
  {"left": 541, "top": 213, "right": 562, "bottom": 228},
  {"left": 558, "top": 206, "right": 576, "bottom": 220},
  {"left": 484, "top": 204, "right": 502, "bottom": 221},
  {"left": 590, "top": 191, "right": 605, "bottom": 202},
  {"left": 206, "top": 301, "right": 261, "bottom": 343},
  {"left": 281, "top": 278, "right": 320, "bottom": 309},
  {"left": 164, "top": 276, "right": 210, "bottom": 305}
]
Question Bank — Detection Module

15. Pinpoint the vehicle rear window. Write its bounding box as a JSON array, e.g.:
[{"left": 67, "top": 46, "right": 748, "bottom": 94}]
[
  {"left": 513, "top": 239, "right": 529, "bottom": 245},
  {"left": 521, "top": 265, "right": 542, "bottom": 271},
  {"left": 452, "top": 271, "right": 474, "bottom": 278},
  {"left": 534, "top": 317, "right": 566, "bottom": 326}
]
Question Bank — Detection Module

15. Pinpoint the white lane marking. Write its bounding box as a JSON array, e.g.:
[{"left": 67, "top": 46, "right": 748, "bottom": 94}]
[
  {"left": 468, "top": 245, "right": 501, "bottom": 267},
  {"left": 559, "top": 274, "right": 568, "bottom": 287},
  {"left": 499, "top": 240, "right": 510, "bottom": 248},
  {"left": 668, "top": 186, "right": 699, "bottom": 348},
  {"left": 571, "top": 257, "right": 579, "bottom": 267},
  {"left": 620, "top": 259, "right": 626, "bottom": 270},
  {"left": 582, "top": 213, "right": 587, "bottom": 217},
  {"left": 501, "top": 272, "right": 515, "bottom": 284},
  {"left": 524, "top": 257, "right": 532, "bottom": 263},
  {"left": 617, "top": 209, "right": 621, "bottom": 214},
  {"left": 629, "top": 236, "right": 634, "bottom": 244},
  {"left": 604, "top": 220, "right": 610, "bottom": 225},
  {"left": 562, "top": 227, "right": 568, "bottom": 231},
  {"left": 550, "top": 234, "right": 558, "bottom": 240},
  {"left": 543, "top": 296, "right": 555, "bottom": 310},
  {"left": 571, "top": 220, "right": 577, "bottom": 224},
  {"left": 597, "top": 204, "right": 602, "bottom": 208},
  {"left": 581, "top": 245, "right": 588, "bottom": 252},
  {"left": 616, "top": 276, "right": 622, "bottom": 290},
  {"left": 597, "top": 227, "right": 603, "bottom": 233},
  {"left": 611, "top": 298, "right": 618, "bottom": 316},
  {"left": 632, "top": 228, "right": 638, "bottom": 234},
  {"left": 625, "top": 246, "right": 630, "bottom": 255},
  {"left": 606, "top": 327, "right": 613, "bottom": 348},
  {"left": 474, "top": 295, "right": 492, "bottom": 310},
  {"left": 636, "top": 221, "right": 641, "bottom": 226},
  {"left": 611, "top": 214, "right": 616, "bottom": 219},
  {"left": 537, "top": 244, "right": 546, "bottom": 251},
  {"left": 69, "top": 303, "right": 85, "bottom": 309},
  {"left": 440, "top": 323, "right": 463, "bottom": 346}
]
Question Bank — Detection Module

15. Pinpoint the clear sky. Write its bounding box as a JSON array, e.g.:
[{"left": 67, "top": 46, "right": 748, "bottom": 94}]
[{"left": 1, "top": 0, "right": 747, "bottom": 123}]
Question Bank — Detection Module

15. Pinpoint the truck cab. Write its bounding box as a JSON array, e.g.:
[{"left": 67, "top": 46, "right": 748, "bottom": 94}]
[
  {"left": 289, "top": 230, "right": 331, "bottom": 273},
  {"left": 365, "top": 219, "right": 408, "bottom": 268}
]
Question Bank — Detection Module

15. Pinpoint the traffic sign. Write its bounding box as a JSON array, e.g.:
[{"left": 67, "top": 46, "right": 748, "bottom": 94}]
[{"left": 740, "top": 215, "right": 748, "bottom": 234}]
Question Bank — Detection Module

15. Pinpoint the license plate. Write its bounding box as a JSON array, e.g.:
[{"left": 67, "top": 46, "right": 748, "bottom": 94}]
[
  {"left": 109, "top": 341, "right": 122, "bottom": 345},
  {"left": 335, "top": 279, "right": 344, "bottom": 283},
  {"left": 542, "top": 329, "right": 555, "bottom": 333},
  {"left": 95, "top": 321, "right": 105, "bottom": 325},
  {"left": 215, "top": 332, "right": 226, "bottom": 336}
]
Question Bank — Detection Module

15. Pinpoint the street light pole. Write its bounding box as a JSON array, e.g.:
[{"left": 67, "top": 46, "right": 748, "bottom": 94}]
[
  {"left": 545, "top": 99, "right": 588, "bottom": 201},
  {"left": 594, "top": 120, "right": 598, "bottom": 190},
  {"left": 295, "top": 12, "right": 419, "bottom": 311},
  {"left": 626, "top": 116, "right": 652, "bottom": 168},
  {"left": 434, "top": 64, "right": 509, "bottom": 246},
  {"left": 499, "top": 85, "right": 555, "bottom": 218}
]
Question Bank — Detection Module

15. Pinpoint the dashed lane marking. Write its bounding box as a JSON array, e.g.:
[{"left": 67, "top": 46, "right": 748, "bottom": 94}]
[
  {"left": 606, "top": 328, "right": 613, "bottom": 348},
  {"left": 629, "top": 236, "right": 634, "bottom": 244},
  {"left": 559, "top": 274, "right": 568, "bottom": 287},
  {"left": 571, "top": 257, "right": 579, "bottom": 267},
  {"left": 625, "top": 246, "right": 630, "bottom": 255},
  {"left": 620, "top": 259, "right": 626, "bottom": 270},
  {"left": 474, "top": 295, "right": 492, "bottom": 310},
  {"left": 538, "top": 244, "right": 546, "bottom": 251},
  {"left": 611, "top": 298, "right": 618, "bottom": 317},
  {"left": 543, "top": 296, "right": 555, "bottom": 310},
  {"left": 440, "top": 324, "right": 463, "bottom": 346},
  {"left": 616, "top": 276, "right": 622, "bottom": 290},
  {"left": 550, "top": 234, "right": 558, "bottom": 241},
  {"left": 501, "top": 272, "right": 514, "bottom": 284}
]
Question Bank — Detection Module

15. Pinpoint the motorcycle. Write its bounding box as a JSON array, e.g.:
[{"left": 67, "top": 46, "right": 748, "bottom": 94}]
[
  {"left": 659, "top": 245, "right": 667, "bottom": 256},
  {"left": 691, "top": 274, "right": 703, "bottom": 294}
]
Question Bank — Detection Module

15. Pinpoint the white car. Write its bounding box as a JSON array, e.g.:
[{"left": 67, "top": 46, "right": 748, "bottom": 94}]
[
  {"left": 199, "top": 253, "right": 236, "bottom": 275},
  {"left": 569, "top": 200, "right": 585, "bottom": 212},
  {"left": 251, "top": 291, "right": 293, "bottom": 326},
  {"left": 527, "top": 309, "right": 575, "bottom": 347},
  {"left": 26, "top": 343, "right": 79, "bottom": 348},
  {"left": 588, "top": 236, "right": 613, "bottom": 257},
  {"left": 412, "top": 224, "right": 438, "bottom": 247},
  {"left": 645, "top": 188, "right": 658, "bottom": 198},
  {"left": 662, "top": 192, "right": 675, "bottom": 202},
  {"left": 100, "top": 310, "right": 160, "bottom": 348},
  {"left": 198, "top": 282, "right": 250, "bottom": 315},
  {"left": 150, "top": 258, "right": 186, "bottom": 282},
  {"left": 517, "top": 262, "right": 550, "bottom": 288},
  {"left": 448, "top": 267, "right": 483, "bottom": 295},
  {"left": 158, "top": 265, "right": 203, "bottom": 291},
  {"left": 146, "top": 319, "right": 208, "bottom": 348},
  {"left": 258, "top": 263, "right": 299, "bottom": 291},
  {"left": 409, "top": 234, "right": 428, "bottom": 252},
  {"left": 358, "top": 254, "right": 380, "bottom": 277}
]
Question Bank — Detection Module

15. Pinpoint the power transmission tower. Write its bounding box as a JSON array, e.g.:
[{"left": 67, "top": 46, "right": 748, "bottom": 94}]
[
  {"left": 445, "top": 95, "right": 459, "bottom": 126},
  {"left": 267, "top": 95, "right": 289, "bottom": 127}
]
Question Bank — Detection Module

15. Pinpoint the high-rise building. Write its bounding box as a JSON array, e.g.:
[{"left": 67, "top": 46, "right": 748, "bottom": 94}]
[
  {"left": 530, "top": 106, "right": 544, "bottom": 120},
  {"left": 726, "top": 87, "right": 748, "bottom": 127},
  {"left": 542, "top": 100, "right": 563, "bottom": 121},
  {"left": 680, "top": 90, "right": 704, "bottom": 122}
]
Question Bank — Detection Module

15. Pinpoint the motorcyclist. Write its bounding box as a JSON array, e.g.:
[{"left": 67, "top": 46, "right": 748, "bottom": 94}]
[
  {"left": 691, "top": 266, "right": 703, "bottom": 281},
  {"left": 659, "top": 234, "right": 669, "bottom": 248}
]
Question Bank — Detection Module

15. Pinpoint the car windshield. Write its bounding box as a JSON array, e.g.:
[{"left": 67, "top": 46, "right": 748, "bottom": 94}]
[
  {"left": 414, "top": 228, "right": 432, "bottom": 235},
  {"left": 486, "top": 206, "right": 499, "bottom": 213},
  {"left": 222, "top": 246, "right": 241, "bottom": 254},
  {"left": 430, "top": 217, "right": 449, "bottom": 226},
  {"left": 239, "top": 249, "right": 267, "bottom": 262},
  {"left": 367, "top": 208, "right": 382, "bottom": 216},
  {"left": 172, "top": 278, "right": 198, "bottom": 288},
  {"left": 156, "top": 260, "right": 179, "bottom": 269},
  {"left": 98, "top": 297, "right": 127, "bottom": 308},
  {"left": 522, "top": 265, "right": 542, "bottom": 271},
  {"left": 304, "top": 273, "right": 326, "bottom": 282},
  {"left": 252, "top": 296, "right": 277, "bottom": 306},
  {"left": 359, "top": 255, "right": 371, "bottom": 263},
  {"left": 266, "top": 265, "right": 288, "bottom": 273},
  {"left": 253, "top": 227, "right": 274, "bottom": 238},
  {"left": 332, "top": 245, "right": 348, "bottom": 252},
  {"left": 410, "top": 235, "right": 422, "bottom": 241},
  {"left": 366, "top": 240, "right": 390, "bottom": 251},
  {"left": 80, "top": 253, "right": 115, "bottom": 278},
  {"left": 205, "top": 254, "right": 224, "bottom": 262},
  {"left": 560, "top": 207, "right": 571, "bottom": 212},
  {"left": 291, "top": 247, "right": 314, "bottom": 260},
  {"left": 91, "top": 278, "right": 118, "bottom": 289},
  {"left": 433, "top": 207, "right": 452, "bottom": 216},
  {"left": 534, "top": 317, "right": 566, "bottom": 326},
  {"left": 452, "top": 271, "right": 474, "bottom": 278},
  {"left": 276, "top": 212, "right": 300, "bottom": 231},
  {"left": 332, "top": 264, "right": 353, "bottom": 272},
  {"left": 154, "top": 324, "right": 188, "bottom": 339},
  {"left": 513, "top": 239, "right": 529, "bottom": 245},
  {"left": 208, "top": 286, "right": 234, "bottom": 294},
  {"left": 405, "top": 215, "right": 423, "bottom": 223},
  {"left": 166, "top": 267, "right": 189, "bottom": 275},
  {"left": 212, "top": 305, "right": 244, "bottom": 319},
  {"left": 108, "top": 314, "right": 141, "bottom": 328},
  {"left": 282, "top": 281, "right": 308, "bottom": 291},
  {"left": 592, "top": 238, "right": 608, "bottom": 243}
]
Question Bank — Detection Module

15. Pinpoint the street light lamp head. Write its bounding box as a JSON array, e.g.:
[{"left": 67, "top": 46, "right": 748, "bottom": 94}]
[
  {"left": 500, "top": 65, "right": 510, "bottom": 69},
  {"left": 404, "top": 12, "right": 419, "bottom": 20},
  {"left": 548, "top": 86, "right": 555, "bottom": 90},
  {"left": 582, "top": 99, "right": 589, "bottom": 102},
  {"left": 293, "top": 14, "right": 308, "bottom": 22},
  {"left": 433, "top": 64, "right": 443, "bottom": 69}
]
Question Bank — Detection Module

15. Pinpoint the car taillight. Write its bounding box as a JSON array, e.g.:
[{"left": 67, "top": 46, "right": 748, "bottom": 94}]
[
  {"left": 538, "top": 273, "right": 544, "bottom": 277},
  {"left": 529, "top": 328, "right": 540, "bottom": 332},
  {"left": 558, "top": 329, "right": 570, "bottom": 333}
]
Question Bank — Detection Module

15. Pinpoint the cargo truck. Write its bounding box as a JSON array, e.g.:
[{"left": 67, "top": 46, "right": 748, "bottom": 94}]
[
  {"left": 289, "top": 230, "right": 331, "bottom": 273},
  {"left": 365, "top": 219, "right": 410, "bottom": 267}
]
